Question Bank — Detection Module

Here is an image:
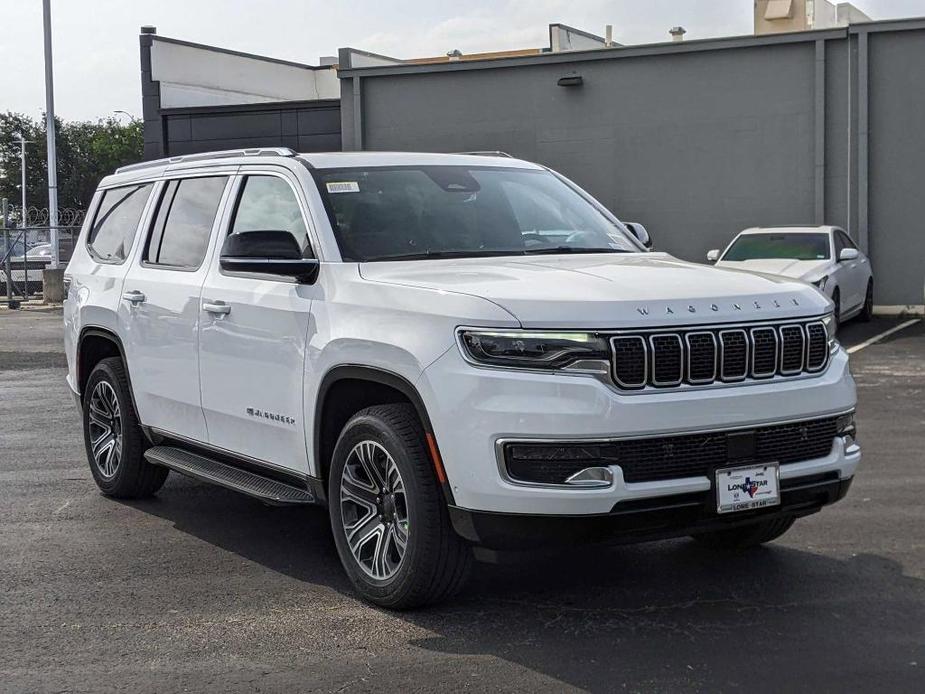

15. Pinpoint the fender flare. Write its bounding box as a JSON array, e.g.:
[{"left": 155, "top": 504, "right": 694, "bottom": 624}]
[
  {"left": 313, "top": 364, "right": 454, "bottom": 504},
  {"left": 76, "top": 327, "right": 143, "bottom": 419}
]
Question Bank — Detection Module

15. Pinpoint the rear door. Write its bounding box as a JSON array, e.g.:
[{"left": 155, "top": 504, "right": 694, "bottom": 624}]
[
  {"left": 120, "top": 172, "right": 233, "bottom": 442},
  {"left": 198, "top": 169, "right": 320, "bottom": 472}
]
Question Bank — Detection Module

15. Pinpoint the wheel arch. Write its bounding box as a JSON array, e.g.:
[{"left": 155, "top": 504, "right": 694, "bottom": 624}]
[
  {"left": 313, "top": 365, "right": 454, "bottom": 505},
  {"left": 76, "top": 327, "right": 143, "bottom": 421}
]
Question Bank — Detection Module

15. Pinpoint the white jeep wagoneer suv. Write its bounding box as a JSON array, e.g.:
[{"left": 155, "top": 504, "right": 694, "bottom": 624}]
[{"left": 64, "top": 149, "right": 860, "bottom": 608}]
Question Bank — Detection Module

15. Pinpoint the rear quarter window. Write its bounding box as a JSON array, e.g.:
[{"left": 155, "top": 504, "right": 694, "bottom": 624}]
[{"left": 86, "top": 183, "right": 154, "bottom": 263}]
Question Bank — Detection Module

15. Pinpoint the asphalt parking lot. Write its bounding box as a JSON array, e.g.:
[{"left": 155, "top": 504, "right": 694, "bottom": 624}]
[{"left": 0, "top": 310, "right": 923, "bottom": 693}]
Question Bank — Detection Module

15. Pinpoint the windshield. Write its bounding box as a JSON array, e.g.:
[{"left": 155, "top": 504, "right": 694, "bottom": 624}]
[
  {"left": 722, "top": 233, "right": 830, "bottom": 261},
  {"left": 312, "top": 166, "right": 641, "bottom": 261}
]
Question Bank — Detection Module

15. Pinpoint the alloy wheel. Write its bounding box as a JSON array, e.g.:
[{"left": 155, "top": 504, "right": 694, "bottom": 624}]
[
  {"left": 87, "top": 381, "right": 123, "bottom": 478},
  {"left": 339, "top": 440, "right": 410, "bottom": 580}
]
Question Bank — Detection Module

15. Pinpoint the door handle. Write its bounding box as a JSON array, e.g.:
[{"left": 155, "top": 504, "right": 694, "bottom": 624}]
[
  {"left": 122, "top": 290, "right": 146, "bottom": 304},
  {"left": 203, "top": 300, "right": 231, "bottom": 315}
]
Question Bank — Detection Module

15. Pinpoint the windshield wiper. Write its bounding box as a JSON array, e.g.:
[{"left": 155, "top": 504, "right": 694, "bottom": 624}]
[{"left": 522, "top": 246, "right": 630, "bottom": 255}]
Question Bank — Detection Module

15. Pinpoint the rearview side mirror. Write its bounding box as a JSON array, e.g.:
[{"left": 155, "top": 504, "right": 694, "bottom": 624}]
[
  {"left": 706, "top": 249, "right": 720, "bottom": 262},
  {"left": 839, "top": 248, "right": 859, "bottom": 262},
  {"left": 624, "top": 222, "right": 652, "bottom": 249},
  {"left": 220, "top": 230, "right": 319, "bottom": 284}
]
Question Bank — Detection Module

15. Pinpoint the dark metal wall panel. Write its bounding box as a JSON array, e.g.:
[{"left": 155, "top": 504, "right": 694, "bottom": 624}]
[
  {"left": 867, "top": 28, "right": 925, "bottom": 306},
  {"left": 358, "top": 43, "right": 818, "bottom": 266},
  {"left": 161, "top": 102, "right": 341, "bottom": 158}
]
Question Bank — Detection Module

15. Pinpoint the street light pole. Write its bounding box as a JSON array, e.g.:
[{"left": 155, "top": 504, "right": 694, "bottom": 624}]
[
  {"left": 16, "top": 133, "right": 29, "bottom": 227},
  {"left": 42, "top": 0, "right": 59, "bottom": 269}
]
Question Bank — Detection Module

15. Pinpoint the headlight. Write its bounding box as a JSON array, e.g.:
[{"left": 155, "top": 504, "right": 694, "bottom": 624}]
[
  {"left": 813, "top": 276, "right": 828, "bottom": 291},
  {"left": 459, "top": 330, "right": 609, "bottom": 370},
  {"left": 822, "top": 313, "right": 839, "bottom": 352},
  {"left": 836, "top": 411, "right": 857, "bottom": 445}
]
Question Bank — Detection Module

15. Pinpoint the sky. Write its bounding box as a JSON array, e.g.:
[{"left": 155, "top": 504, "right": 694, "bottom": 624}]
[{"left": 1, "top": 0, "right": 923, "bottom": 121}]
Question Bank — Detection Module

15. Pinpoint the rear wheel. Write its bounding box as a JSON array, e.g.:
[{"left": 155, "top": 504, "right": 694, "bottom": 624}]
[
  {"left": 692, "top": 516, "right": 796, "bottom": 550},
  {"left": 328, "top": 403, "right": 472, "bottom": 609},
  {"left": 859, "top": 280, "right": 874, "bottom": 322},
  {"left": 82, "top": 357, "right": 168, "bottom": 498}
]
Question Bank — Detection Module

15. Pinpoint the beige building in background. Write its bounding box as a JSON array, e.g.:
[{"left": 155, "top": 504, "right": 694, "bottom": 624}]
[{"left": 755, "top": 0, "right": 871, "bottom": 34}]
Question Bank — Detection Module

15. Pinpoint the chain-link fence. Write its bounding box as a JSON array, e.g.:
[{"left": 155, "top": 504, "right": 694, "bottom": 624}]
[{"left": 2, "top": 222, "right": 80, "bottom": 303}]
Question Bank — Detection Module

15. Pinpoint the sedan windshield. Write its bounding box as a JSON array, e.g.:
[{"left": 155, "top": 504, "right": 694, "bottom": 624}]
[
  {"left": 312, "top": 166, "right": 641, "bottom": 261},
  {"left": 722, "top": 233, "right": 830, "bottom": 261}
]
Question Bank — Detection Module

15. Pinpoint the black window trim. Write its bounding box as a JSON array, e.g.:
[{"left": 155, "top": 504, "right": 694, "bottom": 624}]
[
  {"left": 139, "top": 174, "right": 232, "bottom": 273},
  {"left": 85, "top": 182, "right": 155, "bottom": 266}
]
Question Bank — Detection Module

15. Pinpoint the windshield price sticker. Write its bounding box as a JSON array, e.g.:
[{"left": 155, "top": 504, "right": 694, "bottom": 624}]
[{"left": 326, "top": 181, "right": 360, "bottom": 194}]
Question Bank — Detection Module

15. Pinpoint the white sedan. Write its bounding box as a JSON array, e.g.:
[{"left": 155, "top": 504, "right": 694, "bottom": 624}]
[{"left": 708, "top": 226, "right": 873, "bottom": 325}]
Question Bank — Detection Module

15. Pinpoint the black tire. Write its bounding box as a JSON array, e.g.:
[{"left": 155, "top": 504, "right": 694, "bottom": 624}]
[
  {"left": 692, "top": 516, "right": 796, "bottom": 551},
  {"left": 82, "top": 357, "right": 168, "bottom": 498},
  {"left": 328, "top": 403, "right": 472, "bottom": 609},
  {"left": 859, "top": 280, "right": 874, "bottom": 322},
  {"left": 831, "top": 288, "right": 841, "bottom": 329}
]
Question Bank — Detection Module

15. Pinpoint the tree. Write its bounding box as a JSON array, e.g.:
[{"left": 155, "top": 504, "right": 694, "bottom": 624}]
[{"left": 0, "top": 112, "right": 143, "bottom": 222}]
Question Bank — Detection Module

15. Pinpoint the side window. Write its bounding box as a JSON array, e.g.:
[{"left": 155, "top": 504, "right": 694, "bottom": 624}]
[
  {"left": 837, "top": 230, "right": 857, "bottom": 251},
  {"left": 87, "top": 183, "right": 153, "bottom": 263},
  {"left": 230, "top": 175, "right": 310, "bottom": 253},
  {"left": 145, "top": 177, "right": 227, "bottom": 269}
]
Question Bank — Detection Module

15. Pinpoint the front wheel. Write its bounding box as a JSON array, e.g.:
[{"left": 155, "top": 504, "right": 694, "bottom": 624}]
[
  {"left": 328, "top": 404, "right": 472, "bottom": 609},
  {"left": 691, "top": 516, "right": 796, "bottom": 550}
]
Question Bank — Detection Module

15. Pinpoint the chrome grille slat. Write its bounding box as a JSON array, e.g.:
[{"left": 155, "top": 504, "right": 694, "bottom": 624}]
[
  {"left": 608, "top": 319, "right": 829, "bottom": 391},
  {"left": 649, "top": 334, "right": 684, "bottom": 386},
  {"left": 685, "top": 332, "right": 717, "bottom": 384},
  {"left": 719, "top": 329, "right": 749, "bottom": 381},
  {"left": 750, "top": 327, "right": 778, "bottom": 378},
  {"left": 779, "top": 324, "right": 806, "bottom": 375},
  {"left": 611, "top": 336, "right": 647, "bottom": 388},
  {"left": 805, "top": 322, "right": 828, "bottom": 371}
]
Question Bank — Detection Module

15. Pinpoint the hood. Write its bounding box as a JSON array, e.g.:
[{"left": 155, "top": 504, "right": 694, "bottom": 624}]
[
  {"left": 715, "top": 258, "right": 830, "bottom": 280},
  {"left": 359, "top": 253, "right": 830, "bottom": 329}
]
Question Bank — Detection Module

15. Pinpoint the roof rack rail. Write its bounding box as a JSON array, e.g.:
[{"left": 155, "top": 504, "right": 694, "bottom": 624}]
[
  {"left": 116, "top": 147, "right": 297, "bottom": 175},
  {"left": 456, "top": 151, "right": 515, "bottom": 158}
]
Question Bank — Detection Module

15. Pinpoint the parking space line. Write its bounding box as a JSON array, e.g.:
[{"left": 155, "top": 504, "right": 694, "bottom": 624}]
[{"left": 846, "top": 319, "right": 921, "bottom": 354}]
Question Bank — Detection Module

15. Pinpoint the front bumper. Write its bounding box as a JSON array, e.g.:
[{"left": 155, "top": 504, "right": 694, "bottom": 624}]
[
  {"left": 419, "top": 346, "right": 859, "bottom": 515},
  {"left": 449, "top": 471, "right": 853, "bottom": 550}
]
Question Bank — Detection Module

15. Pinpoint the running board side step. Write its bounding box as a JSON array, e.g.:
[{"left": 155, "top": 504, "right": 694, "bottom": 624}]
[{"left": 144, "top": 446, "right": 314, "bottom": 505}]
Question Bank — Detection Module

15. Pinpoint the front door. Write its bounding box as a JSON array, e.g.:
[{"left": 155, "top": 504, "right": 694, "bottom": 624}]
[
  {"left": 120, "top": 174, "right": 232, "bottom": 442},
  {"left": 198, "top": 171, "right": 318, "bottom": 473}
]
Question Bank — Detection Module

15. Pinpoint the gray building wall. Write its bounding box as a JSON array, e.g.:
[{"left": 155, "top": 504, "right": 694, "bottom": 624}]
[{"left": 340, "top": 21, "right": 925, "bottom": 307}]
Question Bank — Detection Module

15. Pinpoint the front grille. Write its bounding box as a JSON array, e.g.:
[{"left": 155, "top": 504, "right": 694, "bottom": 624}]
[
  {"left": 610, "top": 319, "right": 828, "bottom": 390},
  {"left": 503, "top": 416, "right": 840, "bottom": 485}
]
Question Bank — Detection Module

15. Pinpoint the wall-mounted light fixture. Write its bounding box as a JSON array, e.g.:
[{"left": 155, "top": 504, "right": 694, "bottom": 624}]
[{"left": 557, "top": 73, "right": 583, "bottom": 87}]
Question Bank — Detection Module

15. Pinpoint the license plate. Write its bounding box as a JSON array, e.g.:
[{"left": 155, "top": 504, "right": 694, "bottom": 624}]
[{"left": 715, "top": 463, "right": 780, "bottom": 514}]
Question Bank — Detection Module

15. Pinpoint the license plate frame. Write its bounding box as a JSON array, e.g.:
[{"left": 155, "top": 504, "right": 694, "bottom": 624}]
[{"left": 715, "top": 462, "right": 781, "bottom": 514}]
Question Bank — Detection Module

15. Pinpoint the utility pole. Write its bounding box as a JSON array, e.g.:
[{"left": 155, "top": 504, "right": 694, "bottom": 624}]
[{"left": 42, "top": 0, "right": 59, "bottom": 269}]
